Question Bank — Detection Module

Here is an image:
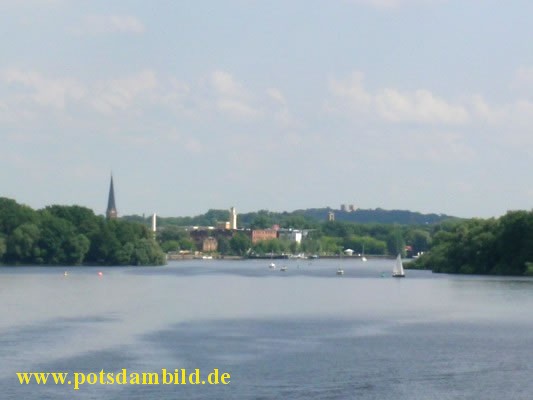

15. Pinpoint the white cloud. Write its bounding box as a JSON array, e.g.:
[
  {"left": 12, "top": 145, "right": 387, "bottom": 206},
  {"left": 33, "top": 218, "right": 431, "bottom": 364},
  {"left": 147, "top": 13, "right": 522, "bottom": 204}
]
[
  {"left": 376, "top": 88, "right": 469, "bottom": 124},
  {"left": 327, "top": 71, "right": 468, "bottom": 124},
  {"left": 89, "top": 70, "right": 158, "bottom": 114},
  {"left": 403, "top": 131, "right": 476, "bottom": 163},
  {"left": 78, "top": 15, "right": 145, "bottom": 35},
  {"left": 216, "top": 98, "right": 260, "bottom": 119},
  {"left": 265, "top": 87, "right": 301, "bottom": 128},
  {"left": 0, "top": 68, "right": 85, "bottom": 110},
  {"left": 210, "top": 70, "right": 246, "bottom": 98},
  {"left": 159, "top": 78, "right": 197, "bottom": 117},
  {"left": 209, "top": 70, "right": 261, "bottom": 119},
  {"left": 514, "top": 66, "right": 533, "bottom": 88},
  {"left": 469, "top": 94, "right": 533, "bottom": 144},
  {"left": 266, "top": 88, "right": 286, "bottom": 105},
  {"left": 0, "top": 68, "right": 287, "bottom": 123},
  {"left": 469, "top": 94, "right": 507, "bottom": 125}
]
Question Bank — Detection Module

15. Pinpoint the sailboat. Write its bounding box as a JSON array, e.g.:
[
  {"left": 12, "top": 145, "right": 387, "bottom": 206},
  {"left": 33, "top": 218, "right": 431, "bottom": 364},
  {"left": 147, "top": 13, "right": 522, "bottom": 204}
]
[
  {"left": 392, "top": 254, "right": 405, "bottom": 278},
  {"left": 361, "top": 244, "right": 367, "bottom": 262},
  {"left": 269, "top": 252, "right": 276, "bottom": 269}
]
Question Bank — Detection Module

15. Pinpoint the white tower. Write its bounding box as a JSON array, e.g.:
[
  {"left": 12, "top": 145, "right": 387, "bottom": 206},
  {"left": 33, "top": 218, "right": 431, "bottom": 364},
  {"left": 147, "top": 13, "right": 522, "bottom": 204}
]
[
  {"left": 152, "top": 213, "right": 157, "bottom": 233},
  {"left": 230, "top": 207, "right": 237, "bottom": 230}
]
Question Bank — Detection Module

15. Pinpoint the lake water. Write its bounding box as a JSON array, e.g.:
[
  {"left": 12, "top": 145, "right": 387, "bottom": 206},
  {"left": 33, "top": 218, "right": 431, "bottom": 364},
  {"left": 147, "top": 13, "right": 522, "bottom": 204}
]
[{"left": 1, "top": 258, "right": 533, "bottom": 399}]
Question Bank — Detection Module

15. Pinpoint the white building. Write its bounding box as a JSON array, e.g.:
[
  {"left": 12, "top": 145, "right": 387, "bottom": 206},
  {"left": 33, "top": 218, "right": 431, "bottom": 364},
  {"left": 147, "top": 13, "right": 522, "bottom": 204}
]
[{"left": 278, "top": 229, "right": 303, "bottom": 244}]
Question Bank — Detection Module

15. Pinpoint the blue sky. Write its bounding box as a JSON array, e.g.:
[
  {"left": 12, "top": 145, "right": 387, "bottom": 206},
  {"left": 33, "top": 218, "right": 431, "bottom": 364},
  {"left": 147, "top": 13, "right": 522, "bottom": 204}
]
[{"left": 0, "top": 0, "right": 531, "bottom": 218}]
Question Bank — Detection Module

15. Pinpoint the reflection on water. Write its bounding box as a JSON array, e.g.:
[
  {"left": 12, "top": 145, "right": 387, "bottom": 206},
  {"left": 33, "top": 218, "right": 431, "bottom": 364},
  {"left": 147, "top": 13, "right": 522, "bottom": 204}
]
[{"left": 1, "top": 259, "right": 533, "bottom": 399}]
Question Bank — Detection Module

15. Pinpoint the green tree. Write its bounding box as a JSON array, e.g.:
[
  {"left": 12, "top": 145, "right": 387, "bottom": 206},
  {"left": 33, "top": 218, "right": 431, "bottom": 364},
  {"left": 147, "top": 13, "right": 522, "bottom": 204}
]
[
  {"left": 0, "top": 198, "right": 39, "bottom": 234},
  {"left": 115, "top": 242, "right": 135, "bottom": 265},
  {"left": 202, "top": 209, "right": 230, "bottom": 226},
  {"left": 5, "top": 223, "right": 41, "bottom": 263},
  {"left": 217, "top": 236, "right": 231, "bottom": 255},
  {"left": 230, "top": 232, "right": 251, "bottom": 256},
  {"left": 301, "top": 238, "right": 321, "bottom": 255},
  {"left": 494, "top": 211, "right": 533, "bottom": 275},
  {"left": 178, "top": 238, "right": 196, "bottom": 252},
  {"left": 289, "top": 240, "right": 300, "bottom": 255},
  {"left": 413, "top": 212, "right": 533, "bottom": 276},
  {"left": 252, "top": 238, "right": 291, "bottom": 255},
  {"left": 37, "top": 213, "right": 80, "bottom": 264},
  {"left": 405, "top": 229, "right": 432, "bottom": 255},
  {"left": 158, "top": 226, "right": 190, "bottom": 243},
  {"left": 320, "top": 236, "right": 343, "bottom": 255},
  {"left": 161, "top": 240, "right": 181, "bottom": 252},
  {"left": 250, "top": 213, "right": 274, "bottom": 229},
  {"left": 63, "top": 234, "right": 90, "bottom": 265},
  {"left": 131, "top": 239, "right": 166, "bottom": 265},
  {"left": 45, "top": 205, "right": 97, "bottom": 229},
  {"left": 87, "top": 220, "right": 121, "bottom": 264},
  {"left": 386, "top": 229, "right": 405, "bottom": 256},
  {"left": 0, "top": 236, "right": 6, "bottom": 261}
]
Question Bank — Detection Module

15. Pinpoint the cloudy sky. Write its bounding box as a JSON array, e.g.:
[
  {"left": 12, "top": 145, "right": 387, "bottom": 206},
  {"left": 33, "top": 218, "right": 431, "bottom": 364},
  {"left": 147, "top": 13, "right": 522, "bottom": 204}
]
[{"left": 0, "top": 0, "right": 531, "bottom": 219}]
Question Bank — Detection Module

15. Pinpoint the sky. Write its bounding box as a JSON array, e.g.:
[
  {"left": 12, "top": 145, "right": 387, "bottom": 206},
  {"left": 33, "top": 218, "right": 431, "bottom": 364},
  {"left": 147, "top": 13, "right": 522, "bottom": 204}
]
[{"left": 0, "top": 0, "right": 532, "bottom": 219}]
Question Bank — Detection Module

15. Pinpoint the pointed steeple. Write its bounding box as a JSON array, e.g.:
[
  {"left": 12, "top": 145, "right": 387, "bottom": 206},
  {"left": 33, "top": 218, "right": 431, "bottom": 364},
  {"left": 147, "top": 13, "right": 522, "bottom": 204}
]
[{"left": 106, "top": 174, "right": 118, "bottom": 220}]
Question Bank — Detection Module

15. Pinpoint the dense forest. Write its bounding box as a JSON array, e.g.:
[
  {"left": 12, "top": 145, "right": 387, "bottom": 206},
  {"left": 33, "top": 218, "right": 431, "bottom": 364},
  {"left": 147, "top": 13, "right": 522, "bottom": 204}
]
[
  {"left": 411, "top": 210, "right": 533, "bottom": 275},
  {"left": 0, "top": 198, "right": 165, "bottom": 266}
]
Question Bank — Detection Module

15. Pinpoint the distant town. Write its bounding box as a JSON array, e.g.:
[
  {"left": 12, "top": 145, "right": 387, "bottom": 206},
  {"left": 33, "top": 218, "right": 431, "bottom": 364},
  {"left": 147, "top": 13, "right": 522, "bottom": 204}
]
[
  {"left": 0, "top": 175, "right": 530, "bottom": 276},
  {"left": 102, "top": 176, "right": 454, "bottom": 260}
]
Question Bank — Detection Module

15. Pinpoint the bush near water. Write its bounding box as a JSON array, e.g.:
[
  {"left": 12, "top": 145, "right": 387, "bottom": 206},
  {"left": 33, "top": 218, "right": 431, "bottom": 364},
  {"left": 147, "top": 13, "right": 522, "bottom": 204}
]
[
  {"left": 410, "top": 210, "right": 533, "bottom": 276},
  {"left": 0, "top": 198, "right": 165, "bottom": 266}
]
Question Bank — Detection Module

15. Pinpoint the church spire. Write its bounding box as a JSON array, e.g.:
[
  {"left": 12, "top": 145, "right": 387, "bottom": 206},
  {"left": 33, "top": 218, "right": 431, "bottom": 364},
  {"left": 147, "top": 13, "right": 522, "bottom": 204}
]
[{"left": 106, "top": 174, "right": 118, "bottom": 220}]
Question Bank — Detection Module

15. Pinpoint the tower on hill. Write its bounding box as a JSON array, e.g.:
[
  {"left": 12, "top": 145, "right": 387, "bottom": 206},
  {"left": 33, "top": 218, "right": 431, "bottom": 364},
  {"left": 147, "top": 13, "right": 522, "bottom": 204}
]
[{"left": 106, "top": 174, "right": 118, "bottom": 220}]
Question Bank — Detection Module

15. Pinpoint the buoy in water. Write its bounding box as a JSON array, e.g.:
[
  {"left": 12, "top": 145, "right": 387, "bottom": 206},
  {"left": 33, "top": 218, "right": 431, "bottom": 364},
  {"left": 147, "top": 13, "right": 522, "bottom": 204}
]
[
  {"left": 64, "top": 271, "right": 68, "bottom": 277},
  {"left": 98, "top": 271, "right": 103, "bottom": 277}
]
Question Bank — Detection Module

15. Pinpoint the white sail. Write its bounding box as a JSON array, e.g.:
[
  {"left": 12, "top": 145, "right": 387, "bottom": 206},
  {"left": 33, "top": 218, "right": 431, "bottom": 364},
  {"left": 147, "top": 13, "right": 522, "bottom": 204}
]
[{"left": 393, "top": 254, "right": 405, "bottom": 277}]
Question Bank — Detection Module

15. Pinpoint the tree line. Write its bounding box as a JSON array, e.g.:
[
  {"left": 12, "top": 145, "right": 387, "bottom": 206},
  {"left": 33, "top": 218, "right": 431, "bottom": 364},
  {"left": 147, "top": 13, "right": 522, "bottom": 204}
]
[
  {"left": 6, "top": 195, "right": 529, "bottom": 274},
  {"left": 411, "top": 210, "right": 533, "bottom": 275},
  {"left": 132, "top": 207, "right": 454, "bottom": 230},
  {"left": 0, "top": 198, "right": 165, "bottom": 266}
]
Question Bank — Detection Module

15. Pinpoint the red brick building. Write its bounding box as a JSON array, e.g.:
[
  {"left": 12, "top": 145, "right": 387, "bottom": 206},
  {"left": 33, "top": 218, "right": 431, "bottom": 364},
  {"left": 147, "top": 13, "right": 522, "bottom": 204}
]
[{"left": 249, "top": 229, "right": 278, "bottom": 244}]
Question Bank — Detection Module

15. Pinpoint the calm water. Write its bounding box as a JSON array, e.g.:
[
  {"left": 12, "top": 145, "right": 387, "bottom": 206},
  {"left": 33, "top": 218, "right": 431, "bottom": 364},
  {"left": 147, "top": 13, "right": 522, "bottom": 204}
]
[{"left": 2, "top": 258, "right": 533, "bottom": 399}]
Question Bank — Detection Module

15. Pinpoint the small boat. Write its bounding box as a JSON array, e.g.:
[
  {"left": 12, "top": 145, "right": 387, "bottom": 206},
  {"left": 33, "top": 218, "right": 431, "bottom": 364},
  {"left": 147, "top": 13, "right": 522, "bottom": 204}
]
[
  {"left": 336, "top": 268, "right": 344, "bottom": 275},
  {"left": 392, "top": 254, "right": 405, "bottom": 278},
  {"left": 269, "top": 262, "right": 276, "bottom": 269},
  {"left": 280, "top": 266, "right": 287, "bottom": 272}
]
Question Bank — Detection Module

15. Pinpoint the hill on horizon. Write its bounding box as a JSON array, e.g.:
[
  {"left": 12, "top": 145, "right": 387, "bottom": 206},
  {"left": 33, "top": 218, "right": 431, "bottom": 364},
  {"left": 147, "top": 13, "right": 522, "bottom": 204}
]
[
  {"left": 125, "top": 207, "right": 458, "bottom": 228},
  {"left": 296, "top": 207, "right": 456, "bottom": 225}
]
